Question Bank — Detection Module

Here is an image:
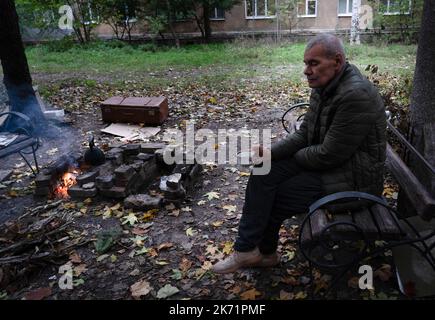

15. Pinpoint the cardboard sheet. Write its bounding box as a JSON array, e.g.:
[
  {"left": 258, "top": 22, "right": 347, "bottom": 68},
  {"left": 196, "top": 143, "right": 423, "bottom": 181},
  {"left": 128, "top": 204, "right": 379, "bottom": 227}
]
[{"left": 101, "top": 123, "right": 161, "bottom": 141}]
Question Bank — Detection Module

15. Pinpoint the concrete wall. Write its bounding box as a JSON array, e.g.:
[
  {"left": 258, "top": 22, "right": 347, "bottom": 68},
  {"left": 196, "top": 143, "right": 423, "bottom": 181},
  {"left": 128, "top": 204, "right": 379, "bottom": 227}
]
[{"left": 94, "top": 0, "right": 372, "bottom": 39}]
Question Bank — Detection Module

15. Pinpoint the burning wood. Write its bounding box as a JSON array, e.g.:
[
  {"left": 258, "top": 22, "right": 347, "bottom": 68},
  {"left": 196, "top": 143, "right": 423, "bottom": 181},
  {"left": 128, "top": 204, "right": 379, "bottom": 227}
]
[{"left": 53, "top": 168, "right": 80, "bottom": 198}]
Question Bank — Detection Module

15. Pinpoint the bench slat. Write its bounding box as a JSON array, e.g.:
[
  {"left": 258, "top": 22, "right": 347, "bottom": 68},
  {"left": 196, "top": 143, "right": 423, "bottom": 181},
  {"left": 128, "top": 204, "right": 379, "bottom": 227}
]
[
  {"left": 352, "top": 208, "right": 379, "bottom": 239},
  {"left": 330, "top": 212, "right": 355, "bottom": 236},
  {"left": 370, "top": 204, "right": 403, "bottom": 240}
]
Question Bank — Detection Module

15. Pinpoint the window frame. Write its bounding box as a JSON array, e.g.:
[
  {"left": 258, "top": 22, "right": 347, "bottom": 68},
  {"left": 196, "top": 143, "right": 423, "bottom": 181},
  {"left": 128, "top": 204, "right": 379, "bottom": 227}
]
[
  {"left": 297, "top": 0, "right": 317, "bottom": 18},
  {"left": 210, "top": 7, "right": 225, "bottom": 21},
  {"left": 245, "top": 0, "right": 277, "bottom": 20},
  {"left": 382, "top": 0, "right": 412, "bottom": 15},
  {"left": 338, "top": 0, "right": 353, "bottom": 17}
]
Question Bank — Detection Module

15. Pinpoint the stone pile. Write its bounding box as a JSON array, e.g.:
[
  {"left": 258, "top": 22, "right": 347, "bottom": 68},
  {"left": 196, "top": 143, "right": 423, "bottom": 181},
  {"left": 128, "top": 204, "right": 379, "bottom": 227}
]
[{"left": 34, "top": 142, "right": 202, "bottom": 208}]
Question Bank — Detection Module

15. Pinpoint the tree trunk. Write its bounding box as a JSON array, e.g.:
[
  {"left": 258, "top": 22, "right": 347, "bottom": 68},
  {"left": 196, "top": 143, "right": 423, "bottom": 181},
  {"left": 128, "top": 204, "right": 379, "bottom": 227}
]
[
  {"left": 0, "top": 0, "right": 46, "bottom": 134},
  {"left": 398, "top": 0, "right": 435, "bottom": 219},
  {"left": 203, "top": 2, "right": 212, "bottom": 42},
  {"left": 165, "top": 0, "right": 180, "bottom": 48},
  {"left": 350, "top": 0, "right": 361, "bottom": 45}
]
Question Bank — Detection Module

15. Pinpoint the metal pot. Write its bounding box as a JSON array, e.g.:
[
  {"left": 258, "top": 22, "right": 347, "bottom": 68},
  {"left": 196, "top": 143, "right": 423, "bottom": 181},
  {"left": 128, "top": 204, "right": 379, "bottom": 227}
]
[{"left": 84, "top": 135, "right": 105, "bottom": 166}]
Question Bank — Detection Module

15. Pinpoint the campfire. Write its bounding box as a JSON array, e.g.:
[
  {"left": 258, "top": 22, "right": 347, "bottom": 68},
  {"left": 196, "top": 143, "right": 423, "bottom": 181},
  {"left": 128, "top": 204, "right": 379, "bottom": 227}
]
[{"left": 53, "top": 167, "right": 81, "bottom": 198}]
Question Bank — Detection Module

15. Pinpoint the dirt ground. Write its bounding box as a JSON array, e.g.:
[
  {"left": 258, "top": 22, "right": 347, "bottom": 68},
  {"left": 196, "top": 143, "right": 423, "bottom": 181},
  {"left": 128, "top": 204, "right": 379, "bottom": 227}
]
[{"left": 0, "top": 73, "right": 405, "bottom": 301}]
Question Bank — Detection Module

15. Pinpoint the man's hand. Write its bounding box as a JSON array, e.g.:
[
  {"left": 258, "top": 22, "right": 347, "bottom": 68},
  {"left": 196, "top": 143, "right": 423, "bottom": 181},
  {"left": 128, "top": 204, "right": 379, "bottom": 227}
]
[{"left": 251, "top": 144, "right": 271, "bottom": 165}]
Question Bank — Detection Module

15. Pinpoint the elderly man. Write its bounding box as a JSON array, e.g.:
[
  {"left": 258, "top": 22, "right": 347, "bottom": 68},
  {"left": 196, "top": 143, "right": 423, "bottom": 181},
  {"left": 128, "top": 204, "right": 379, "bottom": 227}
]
[{"left": 212, "top": 34, "right": 386, "bottom": 274}]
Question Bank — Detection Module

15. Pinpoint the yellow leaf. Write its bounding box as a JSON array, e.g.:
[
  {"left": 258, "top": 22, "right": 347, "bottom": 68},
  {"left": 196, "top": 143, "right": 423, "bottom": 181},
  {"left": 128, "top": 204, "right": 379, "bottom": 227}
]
[
  {"left": 121, "top": 213, "right": 138, "bottom": 226},
  {"left": 156, "top": 260, "right": 169, "bottom": 265},
  {"left": 110, "top": 203, "right": 121, "bottom": 211},
  {"left": 283, "top": 250, "right": 295, "bottom": 261},
  {"left": 222, "top": 241, "right": 233, "bottom": 255},
  {"left": 239, "top": 172, "right": 250, "bottom": 177},
  {"left": 211, "top": 221, "right": 223, "bottom": 228},
  {"left": 240, "top": 288, "right": 261, "bottom": 300},
  {"left": 208, "top": 97, "right": 217, "bottom": 104},
  {"left": 80, "top": 207, "right": 88, "bottom": 214},
  {"left": 186, "top": 227, "right": 196, "bottom": 237},
  {"left": 8, "top": 190, "right": 18, "bottom": 197},
  {"left": 204, "top": 191, "right": 220, "bottom": 201},
  {"left": 295, "top": 291, "right": 307, "bottom": 300},
  {"left": 201, "top": 261, "right": 212, "bottom": 270},
  {"left": 83, "top": 198, "right": 92, "bottom": 205},
  {"left": 222, "top": 205, "right": 237, "bottom": 213}
]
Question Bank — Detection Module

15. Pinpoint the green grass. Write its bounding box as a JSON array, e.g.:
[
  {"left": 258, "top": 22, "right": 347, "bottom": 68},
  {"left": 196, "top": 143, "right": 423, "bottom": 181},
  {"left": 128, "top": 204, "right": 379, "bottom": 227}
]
[{"left": 25, "top": 40, "right": 417, "bottom": 85}]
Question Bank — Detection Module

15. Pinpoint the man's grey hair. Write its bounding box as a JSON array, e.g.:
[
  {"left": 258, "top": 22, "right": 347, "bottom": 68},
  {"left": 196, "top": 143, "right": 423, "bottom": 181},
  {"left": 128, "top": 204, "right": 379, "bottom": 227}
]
[{"left": 305, "top": 34, "right": 346, "bottom": 59}]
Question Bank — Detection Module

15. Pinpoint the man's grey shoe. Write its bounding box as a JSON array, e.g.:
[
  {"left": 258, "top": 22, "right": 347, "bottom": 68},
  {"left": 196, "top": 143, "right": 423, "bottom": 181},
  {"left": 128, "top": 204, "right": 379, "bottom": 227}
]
[
  {"left": 251, "top": 252, "right": 281, "bottom": 268},
  {"left": 211, "top": 247, "right": 262, "bottom": 274}
]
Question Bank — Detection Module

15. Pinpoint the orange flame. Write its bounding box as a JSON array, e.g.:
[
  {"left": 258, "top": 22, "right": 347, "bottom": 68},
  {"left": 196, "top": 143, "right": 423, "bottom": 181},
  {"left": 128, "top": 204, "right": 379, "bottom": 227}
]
[{"left": 54, "top": 169, "right": 80, "bottom": 198}]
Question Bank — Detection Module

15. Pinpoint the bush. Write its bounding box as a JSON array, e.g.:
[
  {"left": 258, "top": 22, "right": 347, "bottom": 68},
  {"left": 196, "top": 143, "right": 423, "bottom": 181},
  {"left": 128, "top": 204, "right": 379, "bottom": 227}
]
[
  {"left": 45, "top": 36, "right": 76, "bottom": 52},
  {"left": 138, "top": 43, "right": 158, "bottom": 52}
]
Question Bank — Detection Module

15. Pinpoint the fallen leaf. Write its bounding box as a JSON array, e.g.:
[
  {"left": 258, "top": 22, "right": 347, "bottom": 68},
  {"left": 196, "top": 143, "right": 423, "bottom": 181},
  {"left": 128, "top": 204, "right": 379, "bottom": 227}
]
[
  {"left": 205, "top": 244, "right": 218, "bottom": 256},
  {"left": 24, "top": 287, "right": 52, "bottom": 300},
  {"left": 186, "top": 227, "right": 196, "bottom": 237},
  {"left": 222, "top": 205, "right": 237, "bottom": 213},
  {"left": 222, "top": 241, "right": 233, "bottom": 255},
  {"left": 211, "top": 221, "right": 224, "bottom": 228},
  {"left": 135, "top": 247, "right": 149, "bottom": 256},
  {"left": 283, "top": 250, "right": 295, "bottom": 261},
  {"left": 122, "top": 213, "right": 138, "bottom": 226},
  {"left": 240, "top": 288, "right": 261, "bottom": 300},
  {"left": 204, "top": 191, "right": 220, "bottom": 201},
  {"left": 156, "top": 284, "right": 179, "bottom": 299},
  {"left": 179, "top": 258, "right": 192, "bottom": 272},
  {"left": 130, "top": 279, "right": 152, "bottom": 299},
  {"left": 158, "top": 242, "right": 174, "bottom": 251},
  {"left": 73, "top": 278, "right": 85, "bottom": 286},
  {"left": 69, "top": 252, "right": 82, "bottom": 264},
  {"left": 374, "top": 264, "right": 393, "bottom": 282},
  {"left": 96, "top": 254, "right": 109, "bottom": 262},
  {"left": 294, "top": 291, "right": 307, "bottom": 300},
  {"left": 279, "top": 290, "right": 294, "bottom": 300},
  {"left": 170, "top": 269, "right": 183, "bottom": 280},
  {"left": 110, "top": 203, "right": 121, "bottom": 211},
  {"left": 131, "top": 227, "right": 147, "bottom": 236},
  {"left": 46, "top": 148, "right": 58, "bottom": 156},
  {"left": 348, "top": 276, "right": 360, "bottom": 289},
  {"left": 73, "top": 264, "right": 87, "bottom": 276}
]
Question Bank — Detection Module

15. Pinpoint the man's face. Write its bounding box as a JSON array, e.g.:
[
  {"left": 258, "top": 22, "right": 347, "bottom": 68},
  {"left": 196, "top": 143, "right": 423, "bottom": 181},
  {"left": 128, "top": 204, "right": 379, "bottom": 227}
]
[{"left": 303, "top": 44, "right": 343, "bottom": 88}]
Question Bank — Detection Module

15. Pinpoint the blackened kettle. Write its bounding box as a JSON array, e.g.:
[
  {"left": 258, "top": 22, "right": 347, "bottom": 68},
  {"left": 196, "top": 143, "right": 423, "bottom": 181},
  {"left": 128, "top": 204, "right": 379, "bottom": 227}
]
[{"left": 84, "top": 135, "right": 105, "bottom": 166}]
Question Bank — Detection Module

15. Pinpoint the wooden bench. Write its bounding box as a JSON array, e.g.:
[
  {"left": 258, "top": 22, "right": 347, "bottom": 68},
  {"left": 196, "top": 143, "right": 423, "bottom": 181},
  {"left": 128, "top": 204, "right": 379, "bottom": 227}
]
[
  {"left": 0, "top": 111, "right": 40, "bottom": 175},
  {"left": 282, "top": 103, "right": 435, "bottom": 295}
]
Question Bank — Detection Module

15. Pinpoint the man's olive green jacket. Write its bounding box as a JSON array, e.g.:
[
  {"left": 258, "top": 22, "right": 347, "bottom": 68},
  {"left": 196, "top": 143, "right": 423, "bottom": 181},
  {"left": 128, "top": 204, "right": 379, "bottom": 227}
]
[{"left": 271, "top": 63, "right": 386, "bottom": 197}]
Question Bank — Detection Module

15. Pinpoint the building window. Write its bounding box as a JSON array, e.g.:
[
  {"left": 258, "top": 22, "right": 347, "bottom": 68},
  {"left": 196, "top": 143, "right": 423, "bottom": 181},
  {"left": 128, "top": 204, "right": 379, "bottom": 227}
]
[
  {"left": 381, "top": 0, "right": 411, "bottom": 15},
  {"left": 338, "top": 0, "right": 353, "bottom": 16},
  {"left": 210, "top": 7, "right": 225, "bottom": 20},
  {"left": 245, "top": 0, "right": 276, "bottom": 19},
  {"left": 297, "top": 0, "right": 317, "bottom": 17}
]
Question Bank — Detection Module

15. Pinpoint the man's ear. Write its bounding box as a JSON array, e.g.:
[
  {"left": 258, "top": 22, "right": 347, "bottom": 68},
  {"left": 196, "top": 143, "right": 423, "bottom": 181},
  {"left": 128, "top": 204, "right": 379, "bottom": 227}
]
[{"left": 335, "top": 53, "right": 345, "bottom": 69}]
